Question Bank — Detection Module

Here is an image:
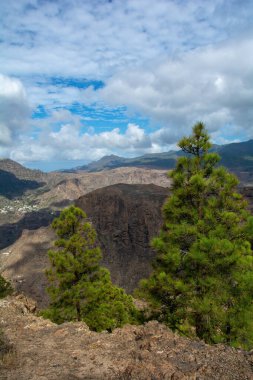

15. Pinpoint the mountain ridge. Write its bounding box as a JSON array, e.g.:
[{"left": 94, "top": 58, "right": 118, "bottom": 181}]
[{"left": 69, "top": 139, "right": 253, "bottom": 175}]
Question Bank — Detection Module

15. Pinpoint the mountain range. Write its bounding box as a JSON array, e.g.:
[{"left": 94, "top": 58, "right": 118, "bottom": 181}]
[{"left": 70, "top": 139, "right": 253, "bottom": 178}]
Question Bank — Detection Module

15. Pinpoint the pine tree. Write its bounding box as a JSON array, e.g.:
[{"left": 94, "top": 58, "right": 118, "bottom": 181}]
[
  {"left": 138, "top": 122, "right": 253, "bottom": 348},
  {"left": 42, "top": 206, "right": 137, "bottom": 331},
  {"left": 0, "top": 274, "right": 12, "bottom": 298}
]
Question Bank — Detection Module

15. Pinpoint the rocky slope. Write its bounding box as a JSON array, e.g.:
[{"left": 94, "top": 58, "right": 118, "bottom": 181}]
[
  {"left": 41, "top": 167, "right": 170, "bottom": 207},
  {"left": 0, "top": 227, "right": 55, "bottom": 307},
  {"left": 76, "top": 184, "right": 170, "bottom": 292},
  {"left": 1, "top": 295, "right": 253, "bottom": 380},
  {"left": 0, "top": 159, "right": 46, "bottom": 182},
  {"left": 0, "top": 163, "right": 170, "bottom": 225}
]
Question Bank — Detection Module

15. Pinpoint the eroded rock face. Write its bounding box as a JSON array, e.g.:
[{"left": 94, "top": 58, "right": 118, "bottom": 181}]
[
  {"left": 1, "top": 227, "right": 55, "bottom": 308},
  {"left": 76, "top": 184, "right": 170, "bottom": 292},
  {"left": 1, "top": 295, "right": 253, "bottom": 380}
]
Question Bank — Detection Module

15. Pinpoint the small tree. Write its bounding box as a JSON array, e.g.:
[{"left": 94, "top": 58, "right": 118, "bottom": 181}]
[
  {"left": 138, "top": 122, "right": 253, "bottom": 348},
  {"left": 0, "top": 274, "right": 12, "bottom": 299},
  {"left": 42, "top": 206, "right": 137, "bottom": 331}
]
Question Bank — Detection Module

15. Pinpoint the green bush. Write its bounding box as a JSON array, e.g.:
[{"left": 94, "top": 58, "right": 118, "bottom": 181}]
[{"left": 0, "top": 275, "right": 12, "bottom": 299}]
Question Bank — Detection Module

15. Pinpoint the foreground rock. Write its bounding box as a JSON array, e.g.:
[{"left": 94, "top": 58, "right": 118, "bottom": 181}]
[{"left": 1, "top": 295, "right": 253, "bottom": 380}]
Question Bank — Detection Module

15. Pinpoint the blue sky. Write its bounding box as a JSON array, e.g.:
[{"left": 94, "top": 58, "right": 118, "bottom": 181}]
[{"left": 1, "top": 0, "right": 253, "bottom": 171}]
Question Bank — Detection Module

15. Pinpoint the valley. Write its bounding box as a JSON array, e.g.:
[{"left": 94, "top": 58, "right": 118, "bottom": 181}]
[
  {"left": 1, "top": 156, "right": 253, "bottom": 379},
  {"left": 1, "top": 157, "right": 253, "bottom": 307}
]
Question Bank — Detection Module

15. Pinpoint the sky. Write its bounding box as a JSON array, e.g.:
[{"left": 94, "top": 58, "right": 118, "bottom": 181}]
[{"left": 1, "top": 0, "right": 253, "bottom": 171}]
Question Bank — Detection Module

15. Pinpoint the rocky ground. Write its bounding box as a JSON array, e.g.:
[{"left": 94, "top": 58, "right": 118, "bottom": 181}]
[{"left": 1, "top": 295, "right": 253, "bottom": 380}]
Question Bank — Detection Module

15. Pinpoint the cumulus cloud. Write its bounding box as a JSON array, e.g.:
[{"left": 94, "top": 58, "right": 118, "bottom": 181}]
[
  {"left": 1, "top": 0, "right": 252, "bottom": 79},
  {"left": 101, "top": 38, "right": 253, "bottom": 143},
  {"left": 10, "top": 117, "right": 156, "bottom": 163},
  {"left": 0, "top": 74, "right": 30, "bottom": 146},
  {"left": 2, "top": 1, "right": 253, "bottom": 167}
]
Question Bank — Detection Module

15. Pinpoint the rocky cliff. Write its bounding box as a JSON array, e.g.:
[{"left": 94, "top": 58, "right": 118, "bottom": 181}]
[
  {"left": 75, "top": 184, "right": 170, "bottom": 292},
  {"left": 1, "top": 295, "right": 253, "bottom": 380}
]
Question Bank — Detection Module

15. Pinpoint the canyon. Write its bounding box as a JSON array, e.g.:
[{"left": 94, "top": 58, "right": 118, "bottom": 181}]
[{"left": 1, "top": 158, "right": 253, "bottom": 379}]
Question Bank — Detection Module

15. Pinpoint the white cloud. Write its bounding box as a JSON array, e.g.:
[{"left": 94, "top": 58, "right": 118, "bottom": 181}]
[
  {"left": 101, "top": 38, "right": 253, "bottom": 143},
  {"left": 1, "top": 1, "right": 253, "bottom": 167},
  {"left": 9, "top": 113, "right": 159, "bottom": 162},
  {"left": 0, "top": 74, "right": 30, "bottom": 146},
  {"left": 1, "top": 0, "right": 252, "bottom": 79}
]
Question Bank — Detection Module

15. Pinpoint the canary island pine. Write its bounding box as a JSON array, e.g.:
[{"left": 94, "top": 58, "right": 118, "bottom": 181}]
[
  {"left": 138, "top": 122, "right": 253, "bottom": 349},
  {"left": 42, "top": 206, "right": 137, "bottom": 331}
]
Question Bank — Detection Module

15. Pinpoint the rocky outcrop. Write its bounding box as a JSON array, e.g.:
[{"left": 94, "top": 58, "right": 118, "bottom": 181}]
[
  {"left": 1, "top": 295, "right": 253, "bottom": 380},
  {"left": 76, "top": 184, "right": 170, "bottom": 292}
]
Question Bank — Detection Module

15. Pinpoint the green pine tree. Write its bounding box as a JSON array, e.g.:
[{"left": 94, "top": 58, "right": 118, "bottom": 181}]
[
  {"left": 138, "top": 122, "right": 253, "bottom": 348},
  {"left": 42, "top": 206, "right": 138, "bottom": 331},
  {"left": 0, "top": 274, "right": 12, "bottom": 299}
]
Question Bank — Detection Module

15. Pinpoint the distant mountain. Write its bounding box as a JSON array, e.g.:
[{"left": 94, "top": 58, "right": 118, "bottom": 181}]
[
  {"left": 0, "top": 159, "right": 47, "bottom": 199},
  {"left": 75, "top": 154, "right": 127, "bottom": 172},
  {"left": 217, "top": 140, "right": 253, "bottom": 171},
  {"left": 0, "top": 159, "right": 46, "bottom": 181},
  {"left": 72, "top": 140, "right": 253, "bottom": 177},
  {"left": 73, "top": 151, "right": 184, "bottom": 172}
]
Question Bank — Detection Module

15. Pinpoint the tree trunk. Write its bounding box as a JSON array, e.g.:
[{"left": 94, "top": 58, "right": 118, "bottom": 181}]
[
  {"left": 76, "top": 300, "right": 81, "bottom": 321},
  {"left": 226, "top": 323, "right": 231, "bottom": 344},
  {"left": 195, "top": 313, "right": 205, "bottom": 339}
]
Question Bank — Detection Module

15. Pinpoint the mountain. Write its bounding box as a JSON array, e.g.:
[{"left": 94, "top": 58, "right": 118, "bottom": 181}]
[
  {"left": 73, "top": 140, "right": 253, "bottom": 180},
  {"left": 0, "top": 159, "right": 47, "bottom": 199},
  {"left": 0, "top": 159, "right": 46, "bottom": 181},
  {"left": 76, "top": 183, "right": 170, "bottom": 292},
  {"left": 218, "top": 139, "right": 253, "bottom": 171},
  {"left": 74, "top": 154, "right": 128, "bottom": 172},
  {"left": 75, "top": 151, "right": 181, "bottom": 172}
]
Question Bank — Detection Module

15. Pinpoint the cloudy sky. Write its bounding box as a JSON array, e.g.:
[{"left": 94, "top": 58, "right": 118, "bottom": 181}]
[{"left": 1, "top": 0, "right": 253, "bottom": 171}]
